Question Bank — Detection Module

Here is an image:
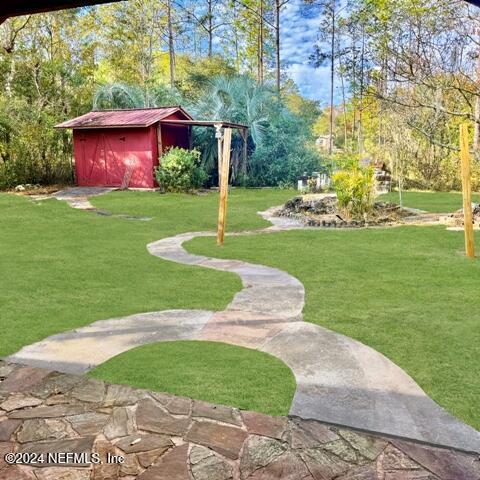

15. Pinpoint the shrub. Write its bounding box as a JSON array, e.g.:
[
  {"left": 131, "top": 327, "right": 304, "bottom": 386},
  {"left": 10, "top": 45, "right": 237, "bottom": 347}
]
[
  {"left": 332, "top": 167, "right": 374, "bottom": 218},
  {"left": 155, "top": 147, "right": 207, "bottom": 193}
]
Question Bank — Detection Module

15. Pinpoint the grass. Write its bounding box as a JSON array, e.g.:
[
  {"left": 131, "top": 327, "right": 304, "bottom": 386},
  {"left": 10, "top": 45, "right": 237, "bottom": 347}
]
[
  {"left": 2, "top": 188, "right": 479, "bottom": 427},
  {"left": 89, "top": 341, "right": 295, "bottom": 416},
  {"left": 0, "top": 188, "right": 293, "bottom": 357},
  {"left": 187, "top": 225, "right": 480, "bottom": 430},
  {"left": 379, "top": 190, "right": 480, "bottom": 213}
]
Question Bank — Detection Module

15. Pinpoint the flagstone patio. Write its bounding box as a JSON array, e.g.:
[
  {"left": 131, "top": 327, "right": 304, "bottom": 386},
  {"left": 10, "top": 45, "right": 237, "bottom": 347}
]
[{"left": 1, "top": 361, "right": 479, "bottom": 480}]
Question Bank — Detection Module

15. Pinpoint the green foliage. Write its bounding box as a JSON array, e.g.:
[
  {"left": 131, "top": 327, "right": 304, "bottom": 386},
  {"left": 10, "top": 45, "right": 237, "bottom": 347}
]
[
  {"left": 332, "top": 153, "right": 361, "bottom": 171},
  {"left": 332, "top": 167, "right": 374, "bottom": 217},
  {"left": 93, "top": 82, "right": 181, "bottom": 109},
  {"left": 155, "top": 147, "right": 207, "bottom": 193},
  {"left": 192, "top": 74, "right": 323, "bottom": 187}
]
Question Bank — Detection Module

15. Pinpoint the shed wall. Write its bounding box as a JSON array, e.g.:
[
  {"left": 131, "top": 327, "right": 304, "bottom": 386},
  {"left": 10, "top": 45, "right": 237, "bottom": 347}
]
[{"left": 73, "top": 127, "right": 156, "bottom": 188}]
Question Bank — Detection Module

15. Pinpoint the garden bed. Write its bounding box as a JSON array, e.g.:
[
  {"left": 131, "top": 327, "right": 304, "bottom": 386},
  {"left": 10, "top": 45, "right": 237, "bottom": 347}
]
[{"left": 276, "top": 194, "right": 417, "bottom": 228}]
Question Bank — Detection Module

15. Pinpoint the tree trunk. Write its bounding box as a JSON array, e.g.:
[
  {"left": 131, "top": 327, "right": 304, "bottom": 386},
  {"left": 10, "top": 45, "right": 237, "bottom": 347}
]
[
  {"left": 275, "top": 0, "right": 280, "bottom": 93},
  {"left": 328, "top": 0, "right": 335, "bottom": 155},
  {"left": 208, "top": 0, "right": 213, "bottom": 57},
  {"left": 167, "top": 0, "right": 175, "bottom": 87},
  {"left": 358, "top": 24, "right": 365, "bottom": 155},
  {"left": 258, "top": 0, "right": 264, "bottom": 84},
  {"left": 339, "top": 61, "right": 347, "bottom": 148},
  {"left": 474, "top": 28, "right": 480, "bottom": 149}
]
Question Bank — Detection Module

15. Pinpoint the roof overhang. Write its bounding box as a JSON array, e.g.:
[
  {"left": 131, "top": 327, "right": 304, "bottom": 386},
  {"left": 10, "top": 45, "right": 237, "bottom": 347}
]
[
  {"left": 160, "top": 120, "right": 248, "bottom": 130},
  {"left": 0, "top": 1, "right": 124, "bottom": 24}
]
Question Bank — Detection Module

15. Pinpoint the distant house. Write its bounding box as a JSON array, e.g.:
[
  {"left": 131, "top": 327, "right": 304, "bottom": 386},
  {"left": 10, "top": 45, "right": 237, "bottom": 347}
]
[
  {"left": 56, "top": 107, "right": 193, "bottom": 189},
  {"left": 315, "top": 134, "right": 335, "bottom": 152}
]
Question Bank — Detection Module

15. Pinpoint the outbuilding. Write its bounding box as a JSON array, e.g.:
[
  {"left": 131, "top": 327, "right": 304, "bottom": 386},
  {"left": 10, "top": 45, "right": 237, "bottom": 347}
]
[{"left": 55, "top": 106, "right": 194, "bottom": 188}]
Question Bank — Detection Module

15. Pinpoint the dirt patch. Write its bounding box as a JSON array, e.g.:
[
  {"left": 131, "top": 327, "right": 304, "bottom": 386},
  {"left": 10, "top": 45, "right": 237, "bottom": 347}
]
[
  {"left": 276, "top": 195, "right": 417, "bottom": 228},
  {"left": 9, "top": 184, "right": 68, "bottom": 196}
]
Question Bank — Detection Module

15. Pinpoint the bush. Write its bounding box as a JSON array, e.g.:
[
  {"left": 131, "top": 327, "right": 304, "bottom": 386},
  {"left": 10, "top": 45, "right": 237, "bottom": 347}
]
[
  {"left": 332, "top": 167, "right": 374, "bottom": 218},
  {"left": 155, "top": 147, "right": 207, "bottom": 193}
]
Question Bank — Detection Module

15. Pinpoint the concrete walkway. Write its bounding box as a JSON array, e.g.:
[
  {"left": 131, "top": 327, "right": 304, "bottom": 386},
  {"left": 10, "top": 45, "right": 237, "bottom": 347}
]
[{"left": 8, "top": 188, "right": 480, "bottom": 454}]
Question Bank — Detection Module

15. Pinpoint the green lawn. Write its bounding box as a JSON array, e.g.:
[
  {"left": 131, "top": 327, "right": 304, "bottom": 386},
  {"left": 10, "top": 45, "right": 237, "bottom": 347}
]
[
  {"left": 0, "top": 188, "right": 292, "bottom": 357},
  {"left": 187, "top": 225, "right": 480, "bottom": 430},
  {"left": 89, "top": 341, "right": 295, "bottom": 416},
  {"left": 2, "top": 188, "right": 479, "bottom": 428},
  {"left": 379, "top": 190, "right": 480, "bottom": 213}
]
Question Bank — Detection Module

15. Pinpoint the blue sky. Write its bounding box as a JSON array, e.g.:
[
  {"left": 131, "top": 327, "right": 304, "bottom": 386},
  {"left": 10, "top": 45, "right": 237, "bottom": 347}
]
[{"left": 281, "top": 0, "right": 337, "bottom": 105}]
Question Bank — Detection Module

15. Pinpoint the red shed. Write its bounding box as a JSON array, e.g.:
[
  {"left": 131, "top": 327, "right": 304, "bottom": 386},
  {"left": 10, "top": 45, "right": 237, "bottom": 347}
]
[{"left": 55, "top": 107, "right": 193, "bottom": 188}]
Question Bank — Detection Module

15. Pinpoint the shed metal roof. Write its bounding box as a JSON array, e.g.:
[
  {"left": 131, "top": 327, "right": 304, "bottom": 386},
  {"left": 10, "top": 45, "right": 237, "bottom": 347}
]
[{"left": 55, "top": 107, "right": 193, "bottom": 129}]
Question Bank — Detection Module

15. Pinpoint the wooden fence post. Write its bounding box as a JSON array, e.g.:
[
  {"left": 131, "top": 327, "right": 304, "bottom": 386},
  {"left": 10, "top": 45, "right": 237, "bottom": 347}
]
[
  {"left": 217, "top": 128, "right": 232, "bottom": 246},
  {"left": 459, "top": 124, "right": 475, "bottom": 258}
]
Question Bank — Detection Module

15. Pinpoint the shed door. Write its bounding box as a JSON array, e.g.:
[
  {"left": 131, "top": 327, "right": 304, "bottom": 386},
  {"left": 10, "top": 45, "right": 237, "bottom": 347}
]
[
  {"left": 75, "top": 129, "right": 153, "bottom": 188},
  {"left": 77, "top": 132, "right": 107, "bottom": 186}
]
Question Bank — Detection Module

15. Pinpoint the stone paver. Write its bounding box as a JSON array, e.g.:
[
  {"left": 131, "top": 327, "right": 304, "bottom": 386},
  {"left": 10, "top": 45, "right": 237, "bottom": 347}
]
[
  {"left": 6, "top": 189, "right": 480, "bottom": 455},
  {"left": 0, "top": 362, "right": 476, "bottom": 479}
]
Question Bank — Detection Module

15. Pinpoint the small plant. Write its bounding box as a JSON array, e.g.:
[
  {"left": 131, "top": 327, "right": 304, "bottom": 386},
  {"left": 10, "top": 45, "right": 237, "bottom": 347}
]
[
  {"left": 155, "top": 147, "right": 207, "bottom": 193},
  {"left": 332, "top": 167, "right": 374, "bottom": 218}
]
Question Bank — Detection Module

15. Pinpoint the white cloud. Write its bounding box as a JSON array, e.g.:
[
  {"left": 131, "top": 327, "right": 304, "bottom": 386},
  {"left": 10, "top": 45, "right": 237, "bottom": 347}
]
[{"left": 280, "top": 0, "right": 343, "bottom": 104}]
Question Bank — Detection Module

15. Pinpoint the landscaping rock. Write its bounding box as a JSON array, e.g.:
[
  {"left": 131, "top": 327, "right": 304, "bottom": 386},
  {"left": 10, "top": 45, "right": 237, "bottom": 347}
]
[{"left": 277, "top": 195, "right": 417, "bottom": 228}]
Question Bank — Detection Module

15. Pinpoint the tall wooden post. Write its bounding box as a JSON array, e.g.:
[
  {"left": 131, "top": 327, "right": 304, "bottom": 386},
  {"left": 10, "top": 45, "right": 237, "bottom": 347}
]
[
  {"left": 459, "top": 124, "right": 475, "bottom": 258},
  {"left": 215, "top": 124, "right": 223, "bottom": 188},
  {"left": 217, "top": 128, "right": 232, "bottom": 246}
]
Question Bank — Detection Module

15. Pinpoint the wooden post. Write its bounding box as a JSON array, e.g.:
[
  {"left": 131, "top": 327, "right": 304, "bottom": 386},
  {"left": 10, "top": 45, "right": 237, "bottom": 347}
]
[
  {"left": 215, "top": 124, "right": 223, "bottom": 188},
  {"left": 459, "top": 124, "right": 475, "bottom": 258},
  {"left": 217, "top": 128, "right": 232, "bottom": 246}
]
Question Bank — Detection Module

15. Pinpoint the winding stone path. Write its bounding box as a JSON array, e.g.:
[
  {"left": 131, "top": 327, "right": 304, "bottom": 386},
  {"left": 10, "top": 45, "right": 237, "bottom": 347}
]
[{"left": 7, "top": 188, "right": 480, "bottom": 455}]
